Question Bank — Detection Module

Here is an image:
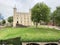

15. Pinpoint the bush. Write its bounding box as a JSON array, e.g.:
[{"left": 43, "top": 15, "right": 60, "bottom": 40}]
[{"left": 1, "top": 20, "right": 6, "bottom": 25}]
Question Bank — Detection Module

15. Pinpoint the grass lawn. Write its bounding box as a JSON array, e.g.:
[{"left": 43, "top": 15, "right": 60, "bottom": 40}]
[{"left": 0, "top": 27, "right": 60, "bottom": 42}]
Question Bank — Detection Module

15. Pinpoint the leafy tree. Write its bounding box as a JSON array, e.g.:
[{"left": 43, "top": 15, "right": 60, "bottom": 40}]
[
  {"left": 8, "top": 16, "right": 13, "bottom": 23},
  {"left": 2, "top": 19, "right": 6, "bottom": 25},
  {"left": 52, "top": 6, "right": 60, "bottom": 26},
  {"left": 51, "top": 10, "right": 57, "bottom": 26},
  {"left": 31, "top": 2, "right": 50, "bottom": 28}
]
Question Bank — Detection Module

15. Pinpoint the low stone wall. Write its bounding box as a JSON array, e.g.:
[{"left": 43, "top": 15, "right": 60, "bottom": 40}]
[{"left": 22, "top": 42, "right": 59, "bottom": 45}]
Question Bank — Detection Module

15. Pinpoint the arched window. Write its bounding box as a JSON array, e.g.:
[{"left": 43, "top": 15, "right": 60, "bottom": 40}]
[
  {"left": 17, "top": 18, "right": 18, "bottom": 19},
  {"left": 26, "top": 43, "right": 39, "bottom": 45},
  {"left": 45, "top": 43, "right": 58, "bottom": 45}
]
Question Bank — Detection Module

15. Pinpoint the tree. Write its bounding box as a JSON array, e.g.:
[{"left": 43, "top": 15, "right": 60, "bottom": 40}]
[
  {"left": 31, "top": 2, "right": 50, "bottom": 28},
  {"left": 8, "top": 16, "right": 13, "bottom": 23},
  {"left": 52, "top": 6, "right": 60, "bottom": 26},
  {"left": 2, "top": 20, "right": 6, "bottom": 25},
  {"left": 51, "top": 10, "right": 57, "bottom": 26}
]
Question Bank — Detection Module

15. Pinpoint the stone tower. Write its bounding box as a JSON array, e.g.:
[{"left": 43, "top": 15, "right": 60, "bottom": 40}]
[
  {"left": 13, "top": 7, "right": 33, "bottom": 27},
  {"left": 13, "top": 7, "right": 17, "bottom": 27}
]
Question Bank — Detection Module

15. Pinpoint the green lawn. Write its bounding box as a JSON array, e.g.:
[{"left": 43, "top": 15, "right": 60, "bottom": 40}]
[{"left": 0, "top": 27, "right": 60, "bottom": 42}]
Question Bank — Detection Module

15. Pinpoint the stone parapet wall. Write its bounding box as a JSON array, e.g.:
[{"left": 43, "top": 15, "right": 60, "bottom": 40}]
[{"left": 22, "top": 42, "right": 59, "bottom": 45}]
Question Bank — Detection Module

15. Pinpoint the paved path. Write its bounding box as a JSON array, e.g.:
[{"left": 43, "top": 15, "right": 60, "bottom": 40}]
[
  {"left": 39, "top": 25, "right": 60, "bottom": 30},
  {"left": 0, "top": 25, "right": 5, "bottom": 28}
]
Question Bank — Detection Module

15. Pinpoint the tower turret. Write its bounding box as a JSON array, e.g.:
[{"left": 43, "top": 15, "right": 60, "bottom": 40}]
[
  {"left": 13, "top": 6, "right": 17, "bottom": 27},
  {"left": 13, "top": 6, "right": 17, "bottom": 15},
  {"left": 29, "top": 9, "right": 31, "bottom": 16}
]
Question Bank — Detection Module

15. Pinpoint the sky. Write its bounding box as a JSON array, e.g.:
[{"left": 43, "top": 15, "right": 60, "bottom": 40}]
[{"left": 0, "top": 0, "right": 60, "bottom": 19}]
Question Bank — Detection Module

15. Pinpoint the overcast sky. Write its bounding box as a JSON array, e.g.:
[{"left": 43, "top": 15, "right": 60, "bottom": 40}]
[{"left": 0, "top": 0, "right": 60, "bottom": 19}]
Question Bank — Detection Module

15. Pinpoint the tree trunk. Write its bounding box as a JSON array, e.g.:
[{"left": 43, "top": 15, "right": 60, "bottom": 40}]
[
  {"left": 53, "top": 19, "right": 55, "bottom": 26},
  {"left": 36, "top": 22, "right": 38, "bottom": 28}
]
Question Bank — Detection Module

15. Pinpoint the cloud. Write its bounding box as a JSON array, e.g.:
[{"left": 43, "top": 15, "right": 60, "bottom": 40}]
[
  {"left": 0, "top": 0, "right": 60, "bottom": 19},
  {"left": 43, "top": 0, "right": 60, "bottom": 12},
  {"left": 0, "top": 0, "right": 16, "bottom": 7},
  {"left": 0, "top": 0, "right": 17, "bottom": 19}
]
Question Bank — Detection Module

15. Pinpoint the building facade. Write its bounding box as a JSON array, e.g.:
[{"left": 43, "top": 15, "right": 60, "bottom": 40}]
[{"left": 13, "top": 7, "right": 33, "bottom": 27}]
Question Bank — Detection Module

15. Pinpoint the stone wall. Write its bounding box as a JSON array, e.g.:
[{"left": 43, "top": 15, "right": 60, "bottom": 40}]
[{"left": 22, "top": 42, "right": 59, "bottom": 45}]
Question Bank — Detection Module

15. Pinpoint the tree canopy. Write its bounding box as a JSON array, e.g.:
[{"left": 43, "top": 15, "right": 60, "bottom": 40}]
[
  {"left": 31, "top": 2, "right": 50, "bottom": 28},
  {"left": 52, "top": 6, "right": 60, "bottom": 26},
  {"left": 2, "top": 19, "right": 6, "bottom": 25},
  {"left": 8, "top": 16, "right": 13, "bottom": 23}
]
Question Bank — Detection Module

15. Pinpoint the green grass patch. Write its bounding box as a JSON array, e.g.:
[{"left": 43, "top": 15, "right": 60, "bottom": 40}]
[{"left": 0, "top": 27, "right": 60, "bottom": 42}]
